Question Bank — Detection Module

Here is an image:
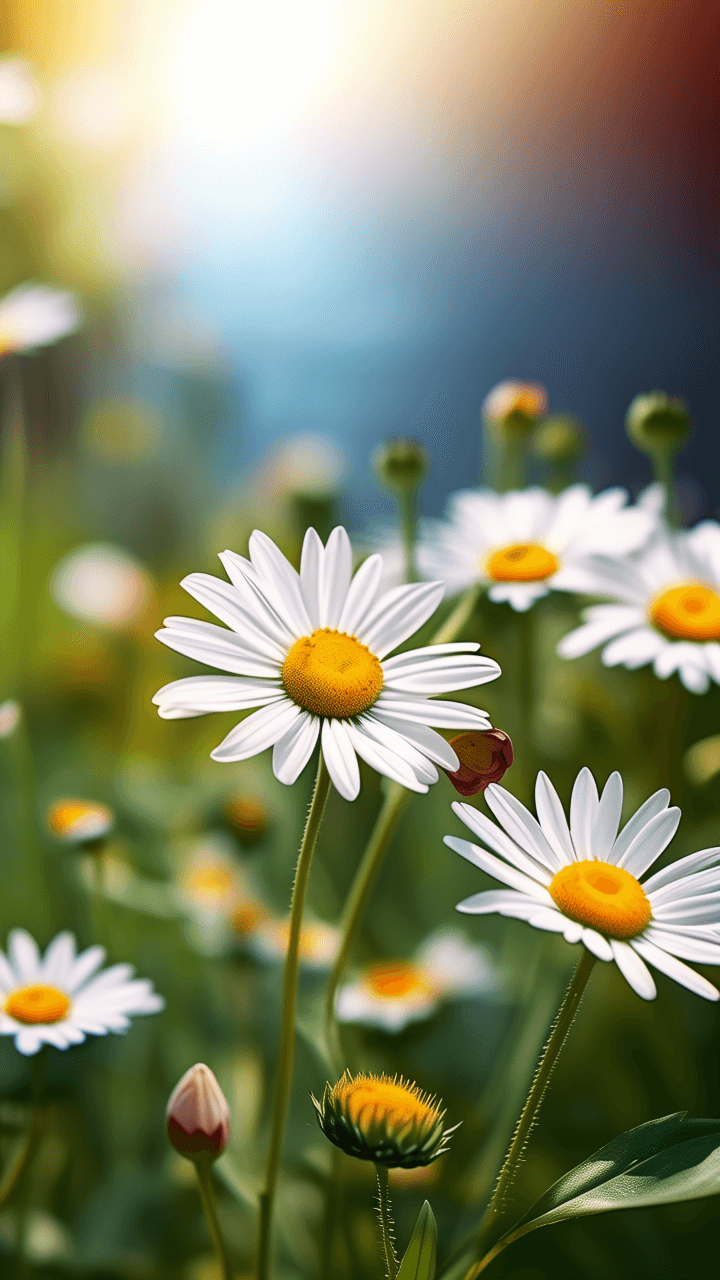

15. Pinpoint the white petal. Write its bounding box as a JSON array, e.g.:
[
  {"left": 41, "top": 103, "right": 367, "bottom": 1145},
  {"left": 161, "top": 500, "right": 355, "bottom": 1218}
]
[
  {"left": 248, "top": 530, "right": 313, "bottom": 636},
  {"left": 678, "top": 661, "right": 711, "bottom": 694},
  {"left": 67, "top": 945, "right": 106, "bottom": 993},
  {"left": 581, "top": 929, "right": 614, "bottom": 962},
  {"left": 535, "top": 772, "right": 575, "bottom": 866},
  {"left": 14, "top": 1029, "right": 44, "bottom": 1055},
  {"left": 319, "top": 527, "right": 353, "bottom": 628},
  {"left": 487, "top": 582, "right": 548, "bottom": 611},
  {"left": 382, "top": 642, "right": 480, "bottom": 671},
  {"left": 592, "top": 773, "right": 624, "bottom": 860},
  {"left": 444, "top": 835, "right": 554, "bottom": 901},
  {"left": 272, "top": 713, "right": 320, "bottom": 785},
  {"left": 8, "top": 930, "right": 41, "bottom": 982},
  {"left": 650, "top": 895, "right": 720, "bottom": 927},
  {"left": 359, "top": 581, "right": 445, "bottom": 657},
  {"left": 153, "top": 676, "right": 284, "bottom": 717},
  {"left": 616, "top": 808, "right": 681, "bottom": 879},
  {"left": 0, "top": 951, "right": 18, "bottom": 993},
  {"left": 563, "top": 921, "right": 584, "bottom": 943},
  {"left": 484, "top": 785, "right": 560, "bottom": 873},
  {"left": 610, "top": 939, "right": 656, "bottom": 999},
  {"left": 299, "top": 527, "right": 323, "bottom": 628},
  {"left": 155, "top": 617, "right": 283, "bottom": 678},
  {"left": 527, "top": 910, "right": 570, "bottom": 933},
  {"left": 642, "top": 925, "right": 720, "bottom": 964},
  {"left": 649, "top": 865, "right": 720, "bottom": 905},
  {"left": 211, "top": 700, "right": 301, "bottom": 762},
  {"left": 642, "top": 845, "right": 720, "bottom": 892},
  {"left": 376, "top": 693, "right": 491, "bottom": 729},
  {"left": 382, "top": 652, "right": 500, "bottom": 693},
  {"left": 570, "top": 768, "right": 599, "bottom": 860},
  {"left": 40, "top": 932, "right": 76, "bottom": 986},
  {"left": 355, "top": 714, "right": 438, "bottom": 783},
  {"left": 345, "top": 723, "right": 427, "bottom": 793},
  {"left": 321, "top": 719, "right": 360, "bottom": 800},
  {"left": 631, "top": 937, "right": 719, "bottom": 1000},
  {"left": 456, "top": 889, "right": 550, "bottom": 918},
  {"left": 602, "top": 628, "right": 665, "bottom": 669},
  {"left": 215, "top": 554, "right": 295, "bottom": 649},
  {"left": 452, "top": 802, "right": 553, "bottom": 883},
  {"left": 370, "top": 710, "right": 459, "bottom": 771},
  {"left": 181, "top": 572, "right": 290, "bottom": 653},
  {"left": 610, "top": 789, "right": 671, "bottom": 867},
  {"left": 337, "top": 554, "right": 384, "bottom": 635},
  {"left": 557, "top": 607, "right": 644, "bottom": 659}
]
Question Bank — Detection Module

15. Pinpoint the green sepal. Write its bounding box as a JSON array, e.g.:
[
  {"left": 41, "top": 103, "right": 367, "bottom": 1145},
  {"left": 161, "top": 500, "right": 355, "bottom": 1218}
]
[{"left": 397, "top": 1200, "right": 437, "bottom": 1280}]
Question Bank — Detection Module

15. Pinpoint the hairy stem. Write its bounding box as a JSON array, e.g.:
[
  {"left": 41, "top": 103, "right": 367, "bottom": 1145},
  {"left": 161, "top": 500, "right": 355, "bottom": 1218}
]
[{"left": 375, "top": 1164, "right": 398, "bottom": 1280}]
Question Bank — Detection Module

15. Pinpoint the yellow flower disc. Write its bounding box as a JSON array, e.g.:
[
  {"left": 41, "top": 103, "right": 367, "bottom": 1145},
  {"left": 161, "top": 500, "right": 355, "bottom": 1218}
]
[
  {"left": 5, "top": 985, "right": 71, "bottom": 1025},
  {"left": 338, "top": 1074, "right": 438, "bottom": 1134},
  {"left": 486, "top": 543, "right": 559, "bottom": 583},
  {"left": 184, "top": 865, "right": 236, "bottom": 902},
  {"left": 365, "top": 961, "right": 432, "bottom": 1000},
  {"left": 550, "top": 861, "right": 651, "bottom": 939},
  {"left": 650, "top": 583, "right": 720, "bottom": 641},
  {"left": 282, "top": 628, "right": 383, "bottom": 718}
]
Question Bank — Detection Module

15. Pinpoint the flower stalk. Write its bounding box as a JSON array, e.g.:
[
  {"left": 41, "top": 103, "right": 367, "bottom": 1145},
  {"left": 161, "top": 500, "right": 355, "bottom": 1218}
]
[
  {"left": 375, "top": 1163, "right": 399, "bottom": 1280},
  {"left": 257, "top": 753, "right": 332, "bottom": 1280},
  {"left": 195, "top": 1159, "right": 233, "bottom": 1280}
]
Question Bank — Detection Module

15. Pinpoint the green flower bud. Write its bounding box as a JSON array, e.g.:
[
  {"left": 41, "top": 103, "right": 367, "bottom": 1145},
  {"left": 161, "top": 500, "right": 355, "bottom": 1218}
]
[
  {"left": 530, "top": 416, "right": 585, "bottom": 463},
  {"left": 626, "top": 392, "right": 691, "bottom": 456},
  {"left": 372, "top": 439, "right": 428, "bottom": 494},
  {"left": 312, "top": 1071, "right": 456, "bottom": 1169},
  {"left": 482, "top": 380, "right": 548, "bottom": 441}
]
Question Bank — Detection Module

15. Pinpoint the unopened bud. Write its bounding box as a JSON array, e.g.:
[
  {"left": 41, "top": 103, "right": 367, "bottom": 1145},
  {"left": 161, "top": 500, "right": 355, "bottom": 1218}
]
[
  {"left": 482, "top": 380, "right": 547, "bottom": 440},
  {"left": 224, "top": 793, "right": 268, "bottom": 846},
  {"left": 445, "top": 730, "right": 513, "bottom": 796},
  {"left": 626, "top": 392, "right": 691, "bottom": 456},
  {"left": 312, "top": 1071, "right": 455, "bottom": 1168},
  {"left": 530, "top": 416, "right": 585, "bottom": 464},
  {"left": 166, "top": 1063, "right": 230, "bottom": 1162},
  {"left": 372, "top": 438, "right": 428, "bottom": 494}
]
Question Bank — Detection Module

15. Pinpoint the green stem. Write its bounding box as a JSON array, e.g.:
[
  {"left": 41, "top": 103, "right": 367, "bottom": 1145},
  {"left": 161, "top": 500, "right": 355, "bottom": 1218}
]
[
  {"left": 432, "top": 583, "right": 482, "bottom": 646},
  {"left": 257, "top": 754, "right": 332, "bottom": 1280},
  {"left": 195, "top": 1159, "right": 233, "bottom": 1280},
  {"left": 324, "top": 781, "right": 411, "bottom": 1068},
  {"left": 650, "top": 448, "right": 678, "bottom": 528},
  {"left": 472, "top": 949, "right": 596, "bottom": 1265},
  {"left": 375, "top": 1164, "right": 398, "bottom": 1280},
  {"left": 398, "top": 489, "right": 418, "bottom": 584},
  {"left": 498, "top": 436, "right": 528, "bottom": 493}
]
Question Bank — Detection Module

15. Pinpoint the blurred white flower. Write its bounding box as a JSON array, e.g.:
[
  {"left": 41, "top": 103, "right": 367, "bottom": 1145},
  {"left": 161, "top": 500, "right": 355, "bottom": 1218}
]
[
  {"left": 50, "top": 543, "right": 152, "bottom": 629},
  {"left": 49, "top": 65, "right": 129, "bottom": 150},
  {"left": 47, "top": 799, "right": 113, "bottom": 844},
  {"left": 0, "top": 699, "right": 21, "bottom": 739},
  {"left": 259, "top": 432, "right": 347, "bottom": 501},
  {"left": 482, "top": 380, "right": 548, "bottom": 424},
  {"left": 0, "top": 929, "right": 164, "bottom": 1055},
  {"left": 421, "top": 485, "right": 659, "bottom": 612},
  {"left": 250, "top": 917, "right": 339, "bottom": 970},
  {"left": 0, "top": 58, "right": 41, "bottom": 125},
  {"left": 174, "top": 835, "right": 266, "bottom": 955},
  {"left": 558, "top": 520, "right": 720, "bottom": 694},
  {"left": 0, "top": 284, "right": 81, "bottom": 356},
  {"left": 335, "top": 928, "right": 499, "bottom": 1032}
]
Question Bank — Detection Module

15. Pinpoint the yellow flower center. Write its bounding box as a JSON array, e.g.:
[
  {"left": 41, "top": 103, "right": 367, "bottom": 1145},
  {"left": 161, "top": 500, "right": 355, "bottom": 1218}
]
[
  {"left": 365, "top": 961, "right": 432, "bottom": 1000},
  {"left": 338, "top": 1076, "right": 437, "bottom": 1133},
  {"left": 282, "top": 628, "right": 383, "bottom": 718},
  {"left": 649, "top": 583, "right": 720, "bottom": 641},
  {"left": 232, "top": 903, "right": 266, "bottom": 936},
  {"left": 549, "top": 860, "right": 651, "bottom": 939},
  {"left": 47, "top": 800, "right": 112, "bottom": 841},
  {"left": 5, "top": 985, "right": 71, "bottom": 1025},
  {"left": 184, "top": 866, "right": 236, "bottom": 901},
  {"left": 486, "top": 543, "right": 559, "bottom": 583}
]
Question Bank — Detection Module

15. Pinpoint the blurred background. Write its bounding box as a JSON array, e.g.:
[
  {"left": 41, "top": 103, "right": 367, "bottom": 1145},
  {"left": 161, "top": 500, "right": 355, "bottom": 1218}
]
[{"left": 1, "top": 2, "right": 719, "bottom": 1277}]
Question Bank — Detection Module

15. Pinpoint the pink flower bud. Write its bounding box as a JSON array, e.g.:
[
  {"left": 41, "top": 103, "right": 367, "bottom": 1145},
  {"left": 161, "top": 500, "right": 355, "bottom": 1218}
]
[
  {"left": 445, "top": 730, "right": 514, "bottom": 796},
  {"left": 166, "top": 1063, "right": 230, "bottom": 1161}
]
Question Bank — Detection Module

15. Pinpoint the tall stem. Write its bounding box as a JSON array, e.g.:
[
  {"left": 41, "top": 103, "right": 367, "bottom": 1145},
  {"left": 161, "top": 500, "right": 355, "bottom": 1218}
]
[
  {"left": 375, "top": 1164, "right": 398, "bottom": 1280},
  {"left": 651, "top": 449, "right": 678, "bottom": 528},
  {"left": 257, "top": 754, "right": 331, "bottom": 1280},
  {"left": 471, "top": 949, "right": 596, "bottom": 1266},
  {"left": 398, "top": 489, "right": 418, "bottom": 584},
  {"left": 195, "top": 1160, "right": 233, "bottom": 1280},
  {"left": 516, "top": 607, "right": 536, "bottom": 804}
]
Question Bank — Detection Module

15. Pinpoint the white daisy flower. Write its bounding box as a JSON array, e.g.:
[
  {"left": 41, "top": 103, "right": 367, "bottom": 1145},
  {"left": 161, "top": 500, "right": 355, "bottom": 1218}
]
[
  {"left": 153, "top": 526, "right": 500, "bottom": 801},
  {"left": 446, "top": 767, "right": 720, "bottom": 1002},
  {"left": 47, "top": 799, "right": 114, "bottom": 844},
  {"left": 50, "top": 543, "right": 152, "bottom": 629},
  {"left": 336, "top": 928, "right": 500, "bottom": 1032},
  {"left": 557, "top": 521, "right": 720, "bottom": 694},
  {"left": 419, "top": 485, "right": 658, "bottom": 612},
  {"left": 0, "top": 284, "right": 82, "bottom": 357},
  {"left": 250, "top": 917, "right": 340, "bottom": 970},
  {"left": 0, "top": 930, "right": 164, "bottom": 1056}
]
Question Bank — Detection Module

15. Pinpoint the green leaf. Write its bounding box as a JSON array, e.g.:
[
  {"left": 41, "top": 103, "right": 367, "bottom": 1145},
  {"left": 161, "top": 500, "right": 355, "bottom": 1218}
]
[
  {"left": 508, "top": 1112, "right": 720, "bottom": 1241},
  {"left": 397, "top": 1200, "right": 437, "bottom": 1280}
]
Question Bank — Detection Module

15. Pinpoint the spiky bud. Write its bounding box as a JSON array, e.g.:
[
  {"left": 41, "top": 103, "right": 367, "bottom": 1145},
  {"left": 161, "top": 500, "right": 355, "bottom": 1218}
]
[
  {"left": 445, "top": 730, "right": 513, "bottom": 796},
  {"left": 166, "top": 1063, "right": 230, "bottom": 1162},
  {"left": 312, "top": 1071, "right": 456, "bottom": 1168}
]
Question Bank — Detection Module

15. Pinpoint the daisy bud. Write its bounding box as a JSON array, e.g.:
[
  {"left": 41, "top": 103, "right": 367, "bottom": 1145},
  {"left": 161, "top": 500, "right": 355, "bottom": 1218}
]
[
  {"left": 224, "top": 793, "right": 268, "bottom": 846},
  {"left": 445, "top": 730, "right": 513, "bottom": 796},
  {"left": 530, "top": 415, "right": 585, "bottom": 464},
  {"left": 372, "top": 438, "right": 428, "bottom": 495},
  {"left": 482, "top": 380, "right": 547, "bottom": 439},
  {"left": 626, "top": 392, "right": 691, "bottom": 456},
  {"left": 312, "top": 1071, "right": 456, "bottom": 1169},
  {"left": 166, "top": 1063, "right": 230, "bottom": 1162},
  {"left": 47, "top": 799, "right": 113, "bottom": 846}
]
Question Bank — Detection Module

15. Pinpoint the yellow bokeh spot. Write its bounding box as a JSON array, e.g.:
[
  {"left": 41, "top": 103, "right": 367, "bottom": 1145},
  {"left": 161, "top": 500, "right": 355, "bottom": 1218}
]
[
  {"left": 184, "top": 866, "right": 236, "bottom": 901},
  {"left": 650, "top": 583, "right": 720, "bottom": 641},
  {"left": 282, "top": 628, "right": 383, "bottom": 718},
  {"left": 365, "top": 961, "right": 432, "bottom": 1000},
  {"left": 0, "top": 331, "right": 17, "bottom": 357},
  {"left": 337, "top": 1074, "right": 438, "bottom": 1134},
  {"left": 47, "top": 800, "right": 112, "bottom": 841},
  {"left": 232, "top": 902, "right": 267, "bottom": 936},
  {"left": 550, "top": 860, "right": 651, "bottom": 939},
  {"left": 6, "top": 985, "right": 71, "bottom": 1025},
  {"left": 486, "top": 543, "right": 559, "bottom": 583}
]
